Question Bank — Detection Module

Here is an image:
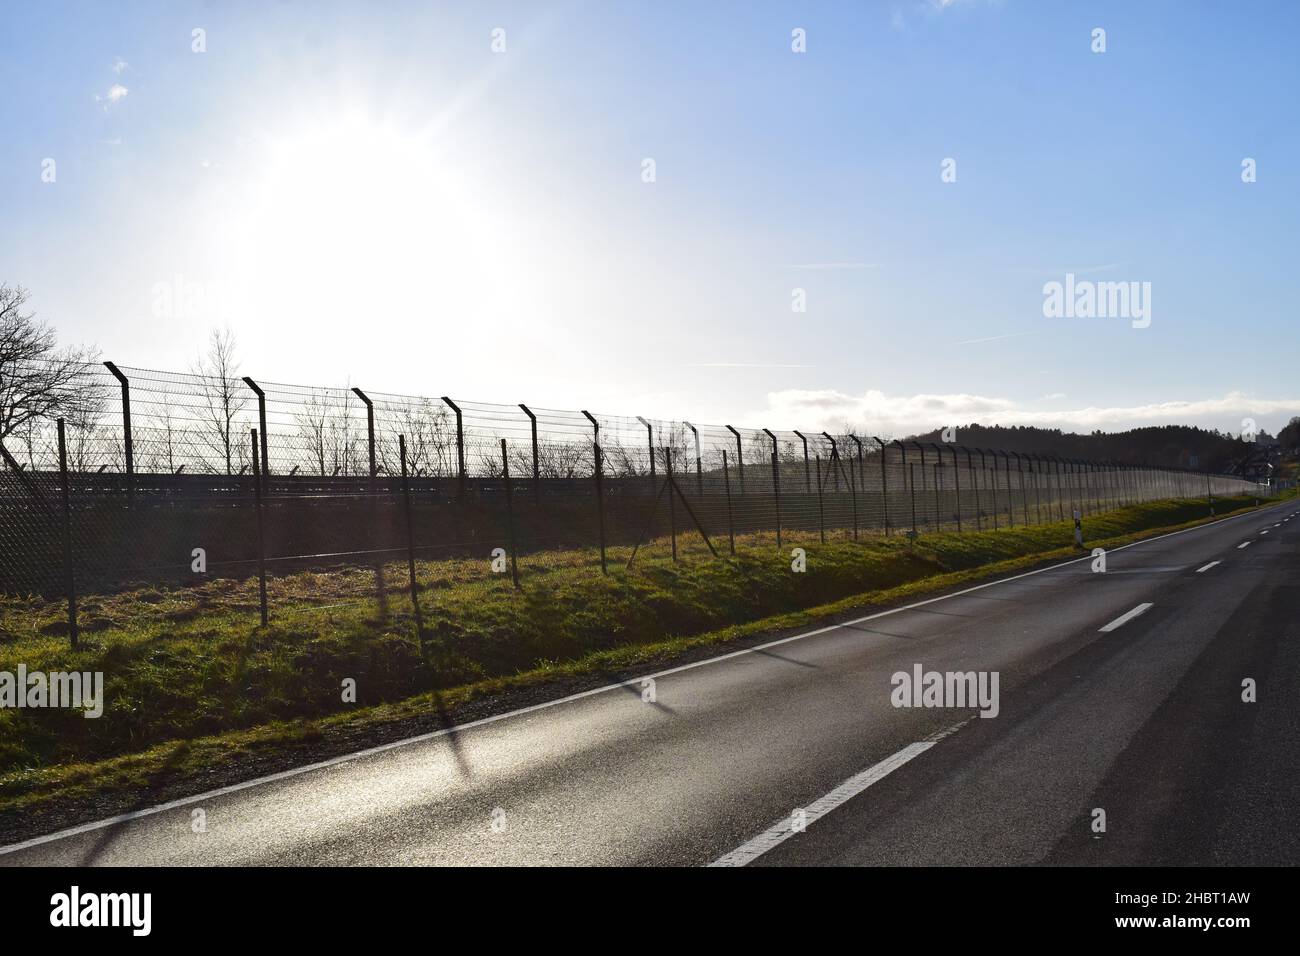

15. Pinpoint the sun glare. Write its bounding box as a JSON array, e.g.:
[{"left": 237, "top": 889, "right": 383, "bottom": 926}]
[{"left": 229, "top": 116, "right": 509, "bottom": 345}]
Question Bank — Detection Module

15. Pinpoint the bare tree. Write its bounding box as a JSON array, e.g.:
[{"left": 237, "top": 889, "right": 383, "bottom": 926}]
[
  {"left": 537, "top": 438, "right": 588, "bottom": 479},
  {"left": 0, "top": 284, "right": 100, "bottom": 451},
  {"left": 295, "top": 394, "right": 331, "bottom": 476},
  {"left": 147, "top": 404, "right": 183, "bottom": 474},
  {"left": 191, "top": 327, "right": 247, "bottom": 475},
  {"left": 322, "top": 387, "right": 358, "bottom": 476},
  {"left": 63, "top": 382, "right": 111, "bottom": 471},
  {"left": 375, "top": 399, "right": 456, "bottom": 477}
]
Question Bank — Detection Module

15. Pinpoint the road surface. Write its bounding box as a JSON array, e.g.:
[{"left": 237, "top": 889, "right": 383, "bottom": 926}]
[{"left": 3, "top": 500, "right": 1297, "bottom": 866}]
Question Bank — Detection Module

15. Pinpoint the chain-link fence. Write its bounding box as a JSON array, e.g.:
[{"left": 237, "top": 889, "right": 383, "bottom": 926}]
[{"left": 0, "top": 359, "right": 1275, "bottom": 642}]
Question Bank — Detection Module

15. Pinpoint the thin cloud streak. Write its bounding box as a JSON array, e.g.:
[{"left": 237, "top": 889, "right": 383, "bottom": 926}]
[
  {"left": 1005, "top": 261, "right": 1130, "bottom": 276},
  {"left": 689, "top": 362, "right": 816, "bottom": 369},
  {"left": 953, "top": 330, "right": 1041, "bottom": 346},
  {"left": 783, "top": 262, "right": 882, "bottom": 270}
]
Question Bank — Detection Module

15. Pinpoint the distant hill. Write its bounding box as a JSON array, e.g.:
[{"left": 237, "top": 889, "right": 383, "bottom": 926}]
[{"left": 903, "top": 424, "right": 1271, "bottom": 473}]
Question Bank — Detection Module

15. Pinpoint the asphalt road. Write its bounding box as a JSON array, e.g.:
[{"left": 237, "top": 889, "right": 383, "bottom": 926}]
[{"left": 3, "top": 501, "right": 1296, "bottom": 866}]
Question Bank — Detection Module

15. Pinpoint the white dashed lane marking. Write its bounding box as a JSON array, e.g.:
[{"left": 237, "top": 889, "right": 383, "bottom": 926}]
[
  {"left": 709, "top": 720, "right": 971, "bottom": 867},
  {"left": 1099, "top": 602, "right": 1155, "bottom": 633}
]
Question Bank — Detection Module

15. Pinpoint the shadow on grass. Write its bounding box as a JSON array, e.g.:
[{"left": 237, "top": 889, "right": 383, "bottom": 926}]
[{"left": 77, "top": 739, "right": 193, "bottom": 866}]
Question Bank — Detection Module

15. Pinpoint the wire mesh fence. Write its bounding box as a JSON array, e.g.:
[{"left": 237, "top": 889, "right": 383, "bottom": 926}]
[{"left": 0, "top": 359, "right": 1275, "bottom": 642}]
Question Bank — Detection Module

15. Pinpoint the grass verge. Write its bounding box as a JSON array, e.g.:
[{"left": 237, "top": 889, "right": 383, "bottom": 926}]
[{"left": 0, "top": 492, "right": 1289, "bottom": 835}]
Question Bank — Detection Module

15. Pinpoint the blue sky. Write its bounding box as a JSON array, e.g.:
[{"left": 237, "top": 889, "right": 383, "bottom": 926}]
[{"left": 2, "top": 0, "right": 1297, "bottom": 436}]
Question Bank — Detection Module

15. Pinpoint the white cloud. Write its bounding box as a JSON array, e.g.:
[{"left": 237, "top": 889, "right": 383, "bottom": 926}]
[
  {"left": 95, "top": 83, "right": 129, "bottom": 110},
  {"left": 748, "top": 388, "right": 1298, "bottom": 437},
  {"left": 895, "top": 0, "right": 1000, "bottom": 36},
  {"left": 111, "top": 57, "right": 130, "bottom": 75}
]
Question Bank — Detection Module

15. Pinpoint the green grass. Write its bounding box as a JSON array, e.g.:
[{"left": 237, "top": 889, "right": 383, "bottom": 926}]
[{"left": 0, "top": 492, "right": 1288, "bottom": 819}]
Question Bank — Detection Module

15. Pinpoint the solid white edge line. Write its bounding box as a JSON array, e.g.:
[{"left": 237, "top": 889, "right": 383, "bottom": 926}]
[
  {"left": 709, "top": 720, "right": 971, "bottom": 867},
  {"left": 0, "top": 499, "right": 1289, "bottom": 857},
  {"left": 1098, "top": 602, "right": 1154, "bottom": 633},
  {"left": 1195, "top": 561, "right": 1221, "bottom": 573}
]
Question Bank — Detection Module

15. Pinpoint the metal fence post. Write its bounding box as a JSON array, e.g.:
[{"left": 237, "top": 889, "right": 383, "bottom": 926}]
[
  {"left": 664, "top": 446, "right": 678, "bottom": 562},
  {"left": 352, "top": 388, "right": 376, "bottom": 486},
  {"left": 250, "top": 428, "right": 269, "bottom": 626},
  {"left": 243, "top": 377, "right": 269, "bottom": 487},
  {"left": 855, "top": 434, "right": 865, "bottom": 497},
  {"left": 1000, "top": 451, "right": 1014, "bottom": 526},
  {"left": 914, "top": 443, "right": 930, "bottom": 530},
  {"left": 519, "top": 403, "right": 540, "bottom": 498},
  {"left": 986, "top": 449, "right": 999, "bottom": 530},
  {"left": 794, "top": 431, "right": 811, "bottom": 492},
  {"left": 399, "top": 435, "right": 427, "bottom": 632},
  {"left": 1050, "top": 457, "right": 1060, "bottom": 520},
  {"left": 875, "top": 438, "right": 890, "bottom": 535},
  {"left": 823, "top": 433, "right": 840, "bottom": 492},
  {"left": 928, "top": 443, "right": 945, "bottom": 529},
  {"left": 721, "top": 449, "right": 736, "bottom": 555},
  {"left": 638, "top": 416, "right": 657, "bottom": 480},
  {"left": 1012, "top": 452, "right": 1028, "bottom": 525},
  {"left": 949, "top": 444, "right": 962, "bottom": 532},
  {"left": 932, "top": 462, "right": 941, "bottom": 530},
  {"left": 814, "top": 455, "right": 826, "bottom": 544},
  {"left": 965, "top": 448, "right": 980, "bottom": 531},
  {"left": 847, "top": 435, "right": 862, "bottom": 540},
  {"left": 1031, "top": 455, "right": 1043, "bottom": 524},
  {"left": 594, "top": 440, "right": 608, "bottom": 574},
  {"left": 763, "top": 428, "right": 782, "bottom": 548},
  {"left": 103, "top": 361, "right": 133, "bottom": 505},
  {"left": 501, "top": 438, "right": 520, "bottom": 589},
  {"left": 725, "top": 425, "right": 744, "bottom": 493},
  {"left": 683, "top": 421, "right": 700, "bottom": 491},
  {"left": 896, "top": 440, "right": 909, "bottom": 533},
  {"left": 909, "top": 462, "right": 918, "bottom": 536},
  {"left": 444, "top": 397, "right": 466, "bottom": 496},
  {"left": 351, "top": 386, "right": 387, "bottom": 613},
  {"left": 56, "top": 419, "right": 79, "bottom": 648}
]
